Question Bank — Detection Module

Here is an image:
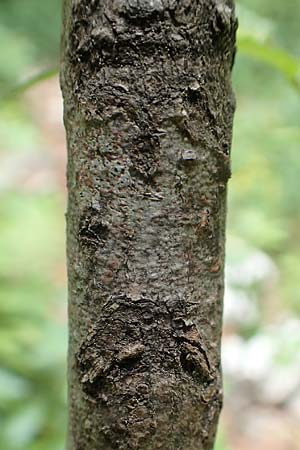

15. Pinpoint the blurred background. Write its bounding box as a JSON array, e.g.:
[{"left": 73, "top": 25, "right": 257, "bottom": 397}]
[{"left": 0, "top": 1, "right": 299, "bottom": 449}]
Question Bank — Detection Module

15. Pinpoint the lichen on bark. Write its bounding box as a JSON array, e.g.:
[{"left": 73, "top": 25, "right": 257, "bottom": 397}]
[{"left": 61, "top": 0, "right": 237, "bottom": 449}]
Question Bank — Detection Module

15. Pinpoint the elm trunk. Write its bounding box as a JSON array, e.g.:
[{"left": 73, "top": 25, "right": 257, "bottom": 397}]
[{"left": 61, "top": 1, "right": 237, "bottom": 449}]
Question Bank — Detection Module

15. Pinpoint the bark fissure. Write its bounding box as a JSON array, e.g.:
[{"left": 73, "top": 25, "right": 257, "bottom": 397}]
[{"left": 61, "top": 0, "right": 236, "bottom": 448}]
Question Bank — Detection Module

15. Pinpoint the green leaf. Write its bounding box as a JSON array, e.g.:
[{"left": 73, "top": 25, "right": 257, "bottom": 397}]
[
  {"left": 0, "top": 67, "right": 58, "bottom": 103},
  {"left": 237, "top": 33, "right": 300, "bottom": 91}
]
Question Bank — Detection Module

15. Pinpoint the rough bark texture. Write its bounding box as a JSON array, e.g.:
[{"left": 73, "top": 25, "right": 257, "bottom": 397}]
[{"left": 61, "top": 1, "right": 237, "bottom": 449}]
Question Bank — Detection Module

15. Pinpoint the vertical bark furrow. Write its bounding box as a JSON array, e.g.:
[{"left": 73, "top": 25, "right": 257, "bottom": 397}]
[{"left": 61, "top": 1, "right": 236, "bottom": 449}]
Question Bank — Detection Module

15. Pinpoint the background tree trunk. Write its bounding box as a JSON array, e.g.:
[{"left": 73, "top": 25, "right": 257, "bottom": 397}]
[{"left": 61, "top": 1, "right": 237, "bottom": 449}]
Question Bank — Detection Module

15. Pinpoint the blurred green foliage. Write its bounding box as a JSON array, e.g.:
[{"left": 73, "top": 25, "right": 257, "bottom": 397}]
[
  {"left": 0, "top": 187, "right": 67, "bottom": 450},
  {"left": 0, "top": 1, "right": 299, "bottom": 449},
  {"left": 0, "top": 0, "right": 61, "bottom": 89}
]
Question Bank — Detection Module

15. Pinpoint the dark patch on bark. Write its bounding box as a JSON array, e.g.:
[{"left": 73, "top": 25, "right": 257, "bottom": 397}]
[{"left": 78, "top": 208, "right": 109, "bottom": 248}]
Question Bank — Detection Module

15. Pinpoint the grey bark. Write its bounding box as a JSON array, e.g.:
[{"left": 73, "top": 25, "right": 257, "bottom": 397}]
[{"left": 60, "top": 1, "right": 237, "bottom": 449}]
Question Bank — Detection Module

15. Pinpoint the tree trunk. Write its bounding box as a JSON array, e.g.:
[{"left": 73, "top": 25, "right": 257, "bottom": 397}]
[{"left": 61, "top": 1, "right": 237, "bottom": 449}]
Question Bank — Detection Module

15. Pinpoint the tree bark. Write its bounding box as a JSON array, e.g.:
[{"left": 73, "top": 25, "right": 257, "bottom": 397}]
[{"left": 61, "top": 1, "right": 237, "bottom": 449}]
